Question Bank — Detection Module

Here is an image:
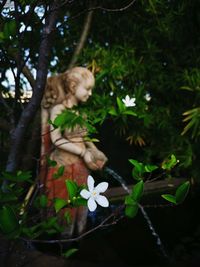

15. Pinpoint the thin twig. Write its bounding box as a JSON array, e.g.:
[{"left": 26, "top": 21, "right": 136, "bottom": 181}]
[
  {"left": 68, "top": 9, "right": 94, "bottom": 68},
  {"left": 70, "top": 0, "right": 136, "bottom": 20},
  {"left": 23, "top": 205, "right": 125, "bottom": 244}
]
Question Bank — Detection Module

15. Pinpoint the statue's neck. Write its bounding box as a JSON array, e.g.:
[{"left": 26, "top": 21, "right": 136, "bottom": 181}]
[{"left": 63, "top": 95, "right": 78, "bottom": 108}]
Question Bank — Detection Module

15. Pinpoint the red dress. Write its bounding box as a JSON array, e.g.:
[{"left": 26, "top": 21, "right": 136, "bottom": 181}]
[{"left": 40, "top": 123, "right": 89, "bottom": 236}]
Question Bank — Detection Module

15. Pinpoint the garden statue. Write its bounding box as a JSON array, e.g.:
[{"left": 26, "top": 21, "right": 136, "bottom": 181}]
[{"left": 40, "top": 67, "right": 108, "bottom": 236}]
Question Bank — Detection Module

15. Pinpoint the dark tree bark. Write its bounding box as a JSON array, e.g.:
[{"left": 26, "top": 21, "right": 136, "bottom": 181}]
[{"left": 6, "top": 2, "right": 59, "bottom": 173}]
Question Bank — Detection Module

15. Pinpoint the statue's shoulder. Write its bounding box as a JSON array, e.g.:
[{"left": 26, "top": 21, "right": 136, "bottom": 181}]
[{"left": 50, "top": 103, "right": 65, "bottom": 116}]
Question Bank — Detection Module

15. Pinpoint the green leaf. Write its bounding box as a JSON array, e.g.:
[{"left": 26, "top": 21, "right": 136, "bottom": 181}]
[
  {"left": 65, "top": 180, "right": 78, "bottom": 199},
  {"left": 132, "top": 169, "right": 142, "bottom": 181},
  {"left": 125, "top": 203, "right": 139, "bottom": 218},
  {"left": 117, "top": 97, "right": 125, "bottom": 113},
  {"left": 0, "top": 192, "right": 18, "bottom": 203},
  {"left": 161, "top": 154, "right": 178, "bottom": 170},
  {"left": 144, "top": 164, "right": 158, "bottom": 172},
  {"left": 131, "top": 180, "right": 144, "bottom": 201},
  {"left": 161, "top": 194, "right": 176, "bottom": 204},
  {"left": 0, "top": 32, "right": 5, "bottom": 42},
  {"left": 62, "top": 248, "right": 78, "bottom": 258},
  {"left": 39, "top": 194, "right": 48, "bottom": 208},
  {"left": 175, "top": 181, "right": 190, "bottom": 204},
  {"left": 0, "top": 206, "right": 19, "bottom": 235},
  {"left": 46, "top": 156, "right": 57, "bottom": 167},
  {"left": 53, "top": 166, "right": 65, "bottom": 179},
  {"left": 54, "top": 198, "right": 68, "bottom": 213},
  {"left": 64, "top": 211, "right": 71, "bottom": 225},
  {"left": 129, "top": 159, "right": 144, "bottom": 173},
  {"left": 108, "top": 108, "right": 118, "bottom": 116},
  {"left": 1, "top": 170, "right": 32, "bottom": 182},
  {"left": 73, "top": 197, "right": 87, "bottom": 207},
  {"left": 125, "top": 195, "right": 136, "bottom": 205},
  {"left": 123, "top": 110, "right": 137, "bottom": 116},
  {"left": 4, "top": 20, "right": 17, "bottom": 39}
]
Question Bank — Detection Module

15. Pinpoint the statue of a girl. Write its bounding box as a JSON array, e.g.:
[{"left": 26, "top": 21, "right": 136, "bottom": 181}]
[{"left": 40, "top": 67, "right": 107, "bottom": 236}]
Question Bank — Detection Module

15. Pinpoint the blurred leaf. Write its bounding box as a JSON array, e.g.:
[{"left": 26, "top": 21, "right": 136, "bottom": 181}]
[
  {"left": 62, "top": 248, "right": 78, "bottom": 258},
  {"left": 175, "top": 181, "right": 190, "bottom": 204},
  {"left": 117, "top": 97, "right": 125, "bottom": 113},
  {"left": 1, "top": 171, "right": 32, "bottom": 182},
  {"left": 0, "top": 205, "right": 19, "bottom": 235},
  {"left": 129, "top": 159, "right": 144, "bottom": 173},
  {"left": 181, "top": 107, "right": 200, "bottom": 138},
  {"left": 54, "top": 198, "right": 68, "bottom": 213},
  {"left": 39, "top": 194, "right": 48, "bottom": 208},
  {"left": 125, "top": 203, "right": 139, "bottom": 218},
  {"left": 73, "top": 197, "right": 87, "bottom": 207},
  {"left": 161, "top": 154, "right": 178, "bottom": 170},
  {"left": 125, "top": 195, "right": 136, "bottom": 205},
  {"left": 144, "top": 164, "right": 158, "bottom": 172},
  {"left": 53, "top": 166, "right": 65, "bottom": 179},
  {"left": 161, "top": 194, "right": 176, "bottom": 204},
  {"left": 131, "top": 180, "right": 144, "bottom": 202},
  {"left": 64, "top": 211, "right": 71, "bottom": 224},
  {"left": 3, "top": 20, "right": 17, "bottom": 39},
  {"left": 65, "top": 180, "right": 78, "bottom": 199},
  {"left": 0, "top": 192, "right": 18, "bottom": 203},
  {"left": 46, "top": 157, "right": 57, "bottom": 167}
]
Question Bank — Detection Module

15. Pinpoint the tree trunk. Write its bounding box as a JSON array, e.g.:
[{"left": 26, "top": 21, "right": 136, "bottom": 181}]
[{"left": 6, "top": 2, "right": 59, "bottom": 173}]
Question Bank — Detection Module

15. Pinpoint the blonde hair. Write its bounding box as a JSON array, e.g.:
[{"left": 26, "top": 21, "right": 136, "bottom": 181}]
[{"left": 42, "top": 67, "right": 95, "bottom": 109}]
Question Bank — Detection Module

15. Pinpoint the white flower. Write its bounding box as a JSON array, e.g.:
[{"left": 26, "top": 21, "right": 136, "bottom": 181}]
[
  {"left": 144, "top": 92, "right": 151, "bottom": 101},
  {"left": 80, "top": 175, "right": 109, "bottom": 212},
  {"left": 122, "top": 95, "right": 136, "bottom": 107},
  {"left": 4, "top": 0, "right": 14, "bottom": 9}
]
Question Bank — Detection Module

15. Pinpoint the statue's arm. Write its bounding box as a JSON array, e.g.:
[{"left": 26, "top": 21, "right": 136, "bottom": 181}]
[{"left": 49, "top": 104, "right": 85, "bottom": 156}]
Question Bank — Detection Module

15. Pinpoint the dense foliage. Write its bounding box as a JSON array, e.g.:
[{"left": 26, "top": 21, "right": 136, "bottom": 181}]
[{"left": 1, "top": 0, "right": 200, "bottom": 181}]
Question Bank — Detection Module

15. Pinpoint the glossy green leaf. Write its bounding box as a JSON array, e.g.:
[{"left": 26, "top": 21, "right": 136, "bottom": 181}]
[
  {"left": 125, "top": 203, "right": 139, "bottom": 218},
  {"left": 161, "top": 154, "right": 178, "bottom": 170},
  {"left": 175, "top": 181, "right": 190, "bottom": 204},
  {"left": 54, "top": 198, "right": 68, "bottom": 213},
  {"left": 125, "top": 195, "right": 136, "bottom": 205},
  {"left": 73, "top": 197, "right": 87, "bottom": 207},
  {"left": 129, "top": 159, "right": 144, "bottom": 173},
  {"left": 132, "top": 169, "right": 142, "bottom": 181},
  {"left": 131, "top": 180, "right": 144, "bottom": 201},
  {"left": 144, "top": 164, "right": 158, "bottom": 172},
  {"left": 65, "top": 180, "right": 78, "bottom": 199},
  {"left": 161, "top": 194, "right": 176, "bottom": 204}
]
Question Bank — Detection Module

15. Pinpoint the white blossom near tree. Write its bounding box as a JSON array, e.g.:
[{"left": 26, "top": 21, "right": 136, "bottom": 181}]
[{"left": 80, "top": 175, "right": 109, "bottom": 212}]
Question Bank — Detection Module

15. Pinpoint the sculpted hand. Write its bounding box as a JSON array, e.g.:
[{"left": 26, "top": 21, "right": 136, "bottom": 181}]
[
  {"left": 83, "top": 149, "right": 100, "bottom": 170},
  {"left": 83, "top": 148, "right": 108, "bottom": 170}
]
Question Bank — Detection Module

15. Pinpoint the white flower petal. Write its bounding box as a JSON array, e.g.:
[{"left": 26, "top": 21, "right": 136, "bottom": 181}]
[
  {"left": 95, "top": 195, "right": 109, "bottom": 208},
  {"left": 95, "top": 182, "right": 108, "bottom": 193},
  {"left": 80, "top": 189, "right": 91, "bottom": 199},
  {"left": 88, "top": 197, "right": 97, "bottom": 212},
  {"left": 125, "top": 95, "right": 130, "bottom": 101},
  {"left": 87, "top": 175, "right": 94, "bottom": 192}
]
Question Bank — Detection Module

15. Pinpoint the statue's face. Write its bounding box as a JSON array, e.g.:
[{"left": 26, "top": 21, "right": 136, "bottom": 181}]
[{"left": 74, "top": 80, "right": 93, "bottom": 103}]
